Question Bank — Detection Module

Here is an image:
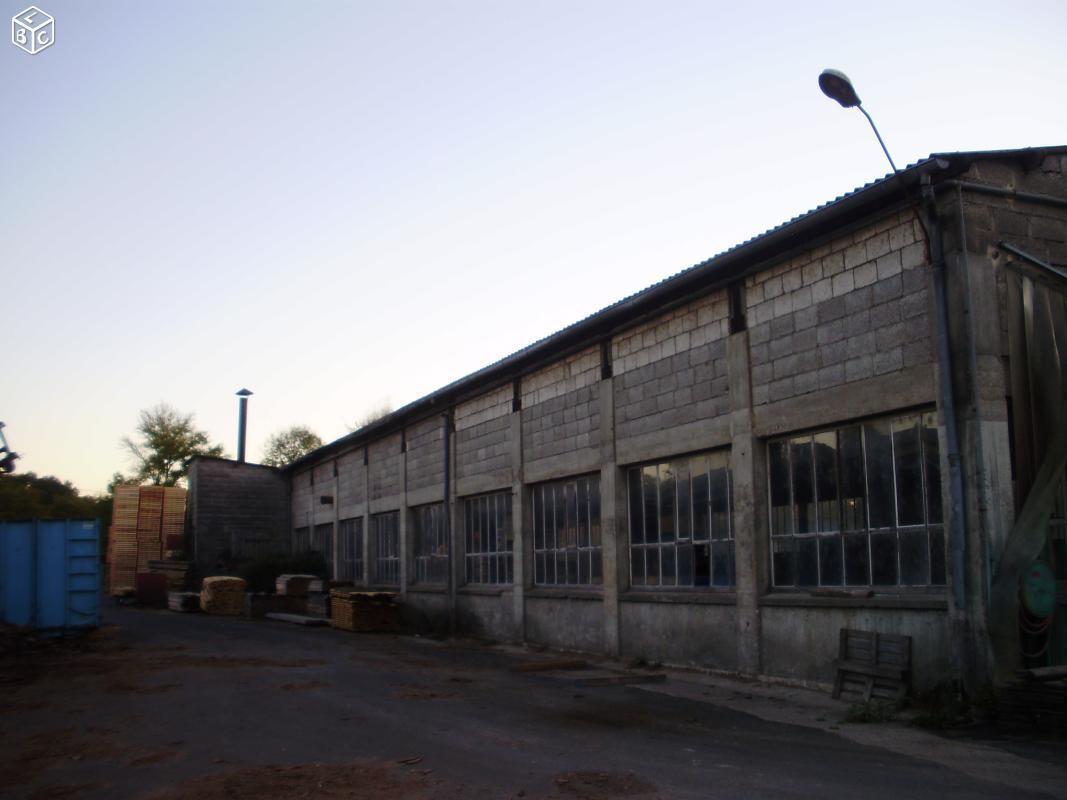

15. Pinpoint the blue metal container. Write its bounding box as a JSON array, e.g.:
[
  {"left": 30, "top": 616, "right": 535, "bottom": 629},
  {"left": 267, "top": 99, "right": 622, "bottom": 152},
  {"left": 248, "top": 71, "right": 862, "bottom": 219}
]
[{"left": 0, "top": 519, "right": 100, "bottom": 630}]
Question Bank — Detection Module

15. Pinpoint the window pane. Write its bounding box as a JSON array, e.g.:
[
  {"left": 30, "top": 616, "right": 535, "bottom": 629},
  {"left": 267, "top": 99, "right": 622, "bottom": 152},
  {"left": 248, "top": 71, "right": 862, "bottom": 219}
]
[
  {"left": 694, "top": 542, "right": 711, "bottom": 587},
  {"left": 709, "top": 466, "right": 731, "bottom": 540},
  {"left": 692, "top": 459, "right": 710, "bottom": 541},
  {"left": 814, "top": 432, "right": 839, "bottom": 532},
  {"left": 642, "top": 465, "right": 659, "bottom": 544},
  {"left": 660, "top": 464, "right": 676, "bottom": 543},
  {"left": 534, "top": 486, "right": 544, "bottom": 550},
  {"left": 590, "top": 478, "right": 601, "bottom": 546},
  {"left": 844, "top": 532, "right": 870, "bottom": 586},
  {"left": 923, "top": 415, "right": 944, "bottom": 525},
  {"left": 893, "top": 418, "right": 924, "bottom": 527},
  {"left": 592, "top": 550, "right": 602, "bottom": 582},
  {"left": 645, "top": 545, "right": 660, "bottom": 586},
  {"left": 577, "top": 479, "right": 590, "bottom": 548},
  {"left": 865, "top": 421, "right": 896, "bottom": 529},
  {"left": 711, "top": 541, "right": 733, "bottom": 587},
  {"left": 676, "top": 461, "right": 691, "bottom": 540},
  {"left": 536, "top": 552, "right": 545, "bottom": 584},
  {"left": 818, "top": 533, "right": 843, "bottom": 586},
  {"left": 769, "top": 440, "right": 792, "bottom": 536},
  {"left": 796, "top": 537, "right": 818, "bottom": 586},
  {"left": 565, "top": 481, "right": 577, "bottom": 549},
  {"left": 631, "top": 547, "right": 645, "bottom": 586},
  {"left": 677, "top": 543, "right": 693, "bottom": 586},
  {"left": 628, "top": 469, "right": 644, "bottom": 545},
  {"left": 839, "top": 426, "right": 866, "bottom": 531},
  {"left": 929, "top": 526, "right": 946, "bottom": 585},
  {"left": 772, "top": 537, "right": 795, "bottom": 586},
  {"left": 660, "top": 545, "right": 676, "bottom": 586},
  {"left": 870, "top": 532, "right": 898, "bottom": 585},
  {"left": 792, "top": 437, "right": 816, "bottom": 535},
  {"left": 899, "top": 529, "right": 929, "bottom": 585}
]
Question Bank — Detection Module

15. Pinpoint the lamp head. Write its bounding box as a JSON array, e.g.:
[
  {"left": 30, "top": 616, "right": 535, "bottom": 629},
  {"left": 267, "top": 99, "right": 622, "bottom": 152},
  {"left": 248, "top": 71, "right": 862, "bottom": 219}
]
[{"left": 819, "top": 69, "right": 861, "bottom": 108}]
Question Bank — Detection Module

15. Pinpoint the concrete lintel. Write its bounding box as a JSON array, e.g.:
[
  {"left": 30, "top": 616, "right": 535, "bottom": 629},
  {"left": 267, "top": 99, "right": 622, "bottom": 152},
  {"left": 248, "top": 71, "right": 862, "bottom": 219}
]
[
  {"left": 455, "top": 471, "right": 512, "bottom": 499},
  {"left": 523, "top": 449, "right": 601, "bottom": 485},
  {"left": 615, "top": 416, "right": 732, "bottom": 467}
]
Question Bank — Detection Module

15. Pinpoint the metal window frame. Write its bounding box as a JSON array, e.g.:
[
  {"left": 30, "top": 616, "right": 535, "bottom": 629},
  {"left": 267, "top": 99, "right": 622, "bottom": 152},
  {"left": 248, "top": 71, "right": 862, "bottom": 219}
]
[{"left": 532, "top": 473, "right": 603, "bottom": 588}]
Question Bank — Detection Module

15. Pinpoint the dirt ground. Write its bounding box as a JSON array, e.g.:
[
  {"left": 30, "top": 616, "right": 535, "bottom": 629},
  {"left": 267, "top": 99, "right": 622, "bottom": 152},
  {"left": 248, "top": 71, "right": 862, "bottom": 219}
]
[{"left": 0, "top": 606, "right": 1064, "bottom": 799}]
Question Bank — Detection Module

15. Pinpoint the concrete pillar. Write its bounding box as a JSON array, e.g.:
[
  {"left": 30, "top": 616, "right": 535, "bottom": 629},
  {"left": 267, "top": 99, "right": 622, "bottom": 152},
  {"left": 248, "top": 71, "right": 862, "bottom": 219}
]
[
  {"left": 448, "top": 421, "right": 460, "bottom": 635},
  {"left": 398, "top": 448, "right": 409, "bottom": 598},
  {"left": 599, "top": 375, "right": 624, "bottom": 657},
  {"left": 330, "top": 466, "right": 340, "bottom": 581},
  {"left": 727, "top": 330, "right": 763, "bottom": 675},
  {"left": 510, "top": 410, "right": 526, "bottom": 643},
  {"left": 361, "top": 449, "right": 371, "bottom": 587}
]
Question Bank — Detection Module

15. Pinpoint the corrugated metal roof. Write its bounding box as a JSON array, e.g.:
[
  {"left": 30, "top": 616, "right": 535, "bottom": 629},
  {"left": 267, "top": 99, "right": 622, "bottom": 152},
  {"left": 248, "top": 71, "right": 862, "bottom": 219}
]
[{"left": 284, "top": 145, "right": 1066, "bottom": 471}]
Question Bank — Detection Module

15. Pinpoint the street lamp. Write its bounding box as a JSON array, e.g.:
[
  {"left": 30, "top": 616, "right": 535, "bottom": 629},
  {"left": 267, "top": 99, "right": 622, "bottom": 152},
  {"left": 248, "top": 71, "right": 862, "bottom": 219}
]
[{"left": 818, "top": 69, "right": 898, "bottom": 173}]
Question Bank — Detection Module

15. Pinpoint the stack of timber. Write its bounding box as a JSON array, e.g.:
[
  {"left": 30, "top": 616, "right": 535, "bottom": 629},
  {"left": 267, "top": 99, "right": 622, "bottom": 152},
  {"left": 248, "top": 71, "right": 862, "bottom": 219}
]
[
  {"left": 999, "top": 669, "right": 1067, "bottom": 735},
  {"left": 109, "top": 485, "right": 141, "bottom": 593},
  {"left": 200, "top": 576, "right": 247, "bottom": 615},
  {"left": 275, "top": 574, "right": 317, "bottom": 596},
  {"left": 329, "top": 590, "right": 401, "bottom": 633},
  {"left": 109, "top": 485, "right": 187, "bottom": 595},
  {"left": 147, "top": 559, "right": 190, "bottom": 590},
  {"left": 168, "top": 592, "right": 200, "bottom": 612}
]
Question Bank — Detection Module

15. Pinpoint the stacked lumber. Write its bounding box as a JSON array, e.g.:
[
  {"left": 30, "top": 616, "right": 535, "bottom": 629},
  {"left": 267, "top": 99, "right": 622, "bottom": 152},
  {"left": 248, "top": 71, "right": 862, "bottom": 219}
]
[
  {"left": 161, "top": 487, "right": 186, "bottom": 555},
  {"left": 329, "top": 590, "right": 401, "bottom": 633},
  {"left": 998, "top": 680, "right": 1067, "bottom": 735},
  {"left": 168, "top": 592, "right": 200, "bottom": 612},
  {"left": 108, "top": 485, "right": 187, "bottom": 595},
  {"left": 275, "top": 574, "right": 317, "bottom": 596},
  {"left": 200, "top": 576, "right": 247, "bottom": 615},
  {"left": 109, "top": 486, "right": 143, "bottom": 593},
  {"left": 147, "top": 559, "right": 190, "bottom": 590}
]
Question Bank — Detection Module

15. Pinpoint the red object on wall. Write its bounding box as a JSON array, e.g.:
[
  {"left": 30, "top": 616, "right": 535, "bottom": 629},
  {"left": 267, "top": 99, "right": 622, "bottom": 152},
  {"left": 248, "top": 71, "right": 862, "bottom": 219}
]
[{"left": 135, "top": 572, "right": 168, "bottom": 608}]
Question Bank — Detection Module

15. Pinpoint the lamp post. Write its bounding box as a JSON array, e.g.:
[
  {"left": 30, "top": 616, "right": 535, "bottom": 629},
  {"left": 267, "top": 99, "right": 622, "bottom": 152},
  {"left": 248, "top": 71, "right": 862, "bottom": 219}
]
[{"left": 818, "top": 69, "right": 898, "bottom": 173}]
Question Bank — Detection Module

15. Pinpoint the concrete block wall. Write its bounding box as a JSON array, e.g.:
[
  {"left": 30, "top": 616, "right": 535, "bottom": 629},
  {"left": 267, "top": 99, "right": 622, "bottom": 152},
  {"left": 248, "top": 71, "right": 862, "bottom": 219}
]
[
  {"left": 186, "top": 458, "right": 289, "bottom": 576},
  {"left": 745, "top": 211, "right": 932, "bottom": 408},
  {"left": 455, "top": 385, "right": 512, "bottom": 493},
  {"left": 291, "top": 469, "right": 312, "bottom": 530},
  {"left": 522, "top": 345, "right": 601, "bottom": 479},
  {"left": 336, "top": 449, "right": 366, "bottom": 518},
  {"left": 368, "top": 434, "right": 402, "bottom": 504},
  {"left": 612, "top": 291, "right": 731, "bottom": 463},
  {"left": 405, "top": 416, "right": 445, "bottom": 497}
]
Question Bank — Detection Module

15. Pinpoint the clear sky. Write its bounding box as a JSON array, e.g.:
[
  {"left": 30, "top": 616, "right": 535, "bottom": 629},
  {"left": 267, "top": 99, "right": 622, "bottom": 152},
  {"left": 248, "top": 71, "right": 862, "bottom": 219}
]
[{"left": 3, "top": 0, "right": 1065, "bottom": 495}]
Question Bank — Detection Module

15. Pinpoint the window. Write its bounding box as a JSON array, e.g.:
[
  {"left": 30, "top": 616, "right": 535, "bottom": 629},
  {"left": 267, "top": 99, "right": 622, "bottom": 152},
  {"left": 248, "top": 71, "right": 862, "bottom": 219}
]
[
  {"left": 464, "top": 492, "right": 513, "bottom": 585},
  {"left": 293, "top": 526, "right": 310, "bottom": 554},
  {"left": 413, "top": 503, "right": 448, "bottom": 584},
  {"left": 627, "top": 451, "right": 733, "bottom": 588},
  {"left": 371, "top": 512, "right": 400, "bottom": 586},
  {"left": 768, "top": 412, "right": 945, "bottom": 588},
  {"left": 337, "top": 517, "right": 364, "bottom": 582},
  {"left": 311, "top": 523, "right": 334, "bottom": 576},
  {"left": 532, "top": 475, "right": 602, "bottom": 586}
]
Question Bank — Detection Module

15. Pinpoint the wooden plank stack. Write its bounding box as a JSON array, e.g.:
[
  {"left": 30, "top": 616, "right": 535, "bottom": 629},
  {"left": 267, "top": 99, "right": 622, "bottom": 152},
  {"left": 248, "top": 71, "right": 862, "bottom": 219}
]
[
  {"left": 832, "top": 629, "right": 912, "bottom": 702},
  {"left": 147, "top": 559, "right": 190, "bottom": 590},
  {"left": 108, "top": 485, "right": 187, "bottom": 595},
  {"left": 329, "top": 590, "right": 401, "bottom": 633},
  {"left": 998, "top": 680, "right": 1067, "bottom": 735},
  {"left": 200, "top": 576, "right": 247, "bottom": 615},
  {"left": 275, "top": 574, "right": 317, "bottom": 596},
  {"left": 168, "top": 591, "right": 200, "bottom": 612}
]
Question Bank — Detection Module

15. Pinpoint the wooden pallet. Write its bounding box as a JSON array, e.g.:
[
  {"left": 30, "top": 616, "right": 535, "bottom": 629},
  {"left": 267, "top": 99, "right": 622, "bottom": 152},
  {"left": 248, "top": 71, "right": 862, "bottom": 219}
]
[{"left": 832, "top": 629, "right": 911, "bottom": 702}]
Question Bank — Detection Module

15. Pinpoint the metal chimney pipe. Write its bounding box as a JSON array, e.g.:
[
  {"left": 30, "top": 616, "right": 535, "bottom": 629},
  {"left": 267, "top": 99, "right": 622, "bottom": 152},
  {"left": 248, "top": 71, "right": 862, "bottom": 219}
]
[{"left": 236, "top": 388, "right": 253, "bottom": 462}]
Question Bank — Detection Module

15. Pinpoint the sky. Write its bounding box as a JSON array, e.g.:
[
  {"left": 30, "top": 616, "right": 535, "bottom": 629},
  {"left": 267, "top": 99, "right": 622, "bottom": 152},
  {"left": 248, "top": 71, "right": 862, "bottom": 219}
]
[{"left": 3, "top": 0, "right": 1066, "bottom": 496}]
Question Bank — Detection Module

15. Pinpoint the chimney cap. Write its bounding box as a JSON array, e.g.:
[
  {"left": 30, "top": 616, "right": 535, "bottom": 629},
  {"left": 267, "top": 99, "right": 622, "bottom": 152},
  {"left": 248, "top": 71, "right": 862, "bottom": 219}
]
[{"left": 236, "top": 388, "right": 254, "bottom": 397}]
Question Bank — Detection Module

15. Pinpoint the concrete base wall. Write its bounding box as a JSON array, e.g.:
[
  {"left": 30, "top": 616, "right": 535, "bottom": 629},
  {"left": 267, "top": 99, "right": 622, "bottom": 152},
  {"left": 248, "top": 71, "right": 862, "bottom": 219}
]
[
  {"left": 456, "top": 592, "right": 516, "bottom": 642},
  {"left": 525, "top": 595, "right": 605, "bottom": 653},
  {"left": 619, "top": 600, "right": 738, "bottom": 671},
  {"left": 760, "top": 604, "right": 950, "bottom": 690}
]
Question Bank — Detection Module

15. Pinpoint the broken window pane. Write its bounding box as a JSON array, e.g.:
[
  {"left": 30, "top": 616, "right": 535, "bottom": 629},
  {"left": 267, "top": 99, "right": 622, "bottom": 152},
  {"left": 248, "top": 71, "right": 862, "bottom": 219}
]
[
  {"left": 796, "top": 537, "right": 818, "bottom": 586},
  {"left": 772, "top": 536, "right": 795, "bottom": 587},
  {"left": 643, "top": 465, "right": 659, "bottom": 545},
  {"left": 898, "top": 529, "right": 928, "bottom": 585},
  {"left": 814, "top": 431, "right": 839, "bottom": 532},
  {"left": 768, "top": 439, "right": 792, "bottom": 536},
  {"left": 660, "top": 463, "right": 676, "bottom": 543},
  {"left": 923, "top": 415, "right": 944, "bottom": 525},
  {"left": 792, "top": 437, "right": 816, "bottom": 534},
  {"left": 694, "top": 542, "right": 711, "bottom": 587},
  {"left": 870, "top": 532, "right": 898, "bottom": 585},
  {"left": 839, "top": 426, "right": 866, "bottom": 532},
  {"left": 818, "top": 533, "right": 843, "bottom": 586},
  {"left": 866, "top": 421, "right": 896, "bottom": 529},
  {"left": 843, "top": 532, "right": 870, "bottom": 586},
  {"left": 893, "top": 418, "right": 924, "bottom": 527}
]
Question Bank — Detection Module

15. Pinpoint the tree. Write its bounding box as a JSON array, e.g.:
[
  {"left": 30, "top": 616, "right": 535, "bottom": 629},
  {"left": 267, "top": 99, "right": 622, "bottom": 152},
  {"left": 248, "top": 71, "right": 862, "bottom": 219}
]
[
  {"left": 122, "top": 404, "right": 224, "bottom": 487},
  {"left": 0, "top": 471, "right": 110, "bottom": 522},
  {"left": 262, "top": 426, "right": 324, "bottom": 467},
  {"left": 348, "top": 402, "right": 393, "bottom": 433}
]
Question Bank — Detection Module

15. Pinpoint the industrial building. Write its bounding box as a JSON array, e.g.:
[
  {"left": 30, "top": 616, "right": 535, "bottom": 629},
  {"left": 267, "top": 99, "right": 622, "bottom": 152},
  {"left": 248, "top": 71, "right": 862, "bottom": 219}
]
[{"left": 189, "top": 146, "right": 1067, "bottom": 691}]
